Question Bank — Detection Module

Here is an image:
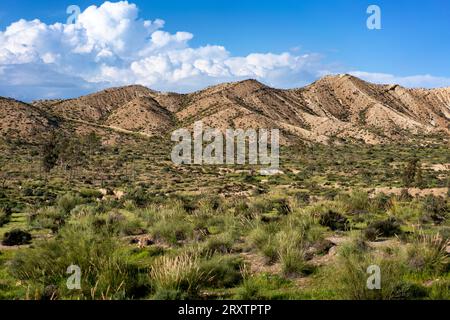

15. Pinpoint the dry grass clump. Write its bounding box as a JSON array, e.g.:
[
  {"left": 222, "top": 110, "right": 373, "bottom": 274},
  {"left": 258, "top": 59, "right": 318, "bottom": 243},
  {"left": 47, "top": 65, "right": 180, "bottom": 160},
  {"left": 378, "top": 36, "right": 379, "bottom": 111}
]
[{"left": 150, "top": 252, "right": 212, "bottom": 297}]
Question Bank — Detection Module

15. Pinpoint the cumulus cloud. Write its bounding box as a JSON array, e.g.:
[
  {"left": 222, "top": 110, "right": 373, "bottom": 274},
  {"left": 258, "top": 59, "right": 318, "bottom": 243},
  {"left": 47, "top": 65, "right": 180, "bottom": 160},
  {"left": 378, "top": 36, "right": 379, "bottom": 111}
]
[
  {"left": 349, "top": 71, "right": 450, "bottom": 89},
  {"left": 0, "top": 1, "right": 327, "bottom": 100},
  {"left": 0, "top": 1, "right": 449, "bottom": 101}
]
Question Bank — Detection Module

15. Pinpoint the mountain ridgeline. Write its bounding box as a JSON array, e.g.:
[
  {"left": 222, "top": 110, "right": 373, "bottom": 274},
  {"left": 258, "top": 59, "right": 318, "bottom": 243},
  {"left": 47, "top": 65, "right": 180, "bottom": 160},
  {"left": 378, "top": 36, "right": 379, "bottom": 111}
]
[{"left": 1, "top": 74, "right": 449, "bottom": 145}]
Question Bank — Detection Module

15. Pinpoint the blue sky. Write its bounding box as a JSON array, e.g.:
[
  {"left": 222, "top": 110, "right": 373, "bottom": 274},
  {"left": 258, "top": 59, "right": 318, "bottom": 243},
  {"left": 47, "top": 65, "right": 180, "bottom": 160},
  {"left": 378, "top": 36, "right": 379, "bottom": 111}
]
[{"left": 1, "top": 0, "right": 450, "bottom": 100}]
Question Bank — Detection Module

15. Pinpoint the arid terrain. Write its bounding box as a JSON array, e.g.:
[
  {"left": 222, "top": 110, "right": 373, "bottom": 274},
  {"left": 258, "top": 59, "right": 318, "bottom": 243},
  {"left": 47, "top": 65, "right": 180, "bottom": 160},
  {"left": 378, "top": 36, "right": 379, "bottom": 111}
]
[
  {"left": 1, "top": 74, "right": 449, "bottom": 145},
  {"left": 0, "top": 75, "right": 448, "bottom": 300}
]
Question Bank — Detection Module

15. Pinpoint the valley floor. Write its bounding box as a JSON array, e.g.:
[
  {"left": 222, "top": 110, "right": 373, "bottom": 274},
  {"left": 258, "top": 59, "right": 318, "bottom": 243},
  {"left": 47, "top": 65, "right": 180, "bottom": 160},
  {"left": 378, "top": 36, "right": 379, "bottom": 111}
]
[{"left": 0, "top": 136, "right": 448, "bottom": 300}]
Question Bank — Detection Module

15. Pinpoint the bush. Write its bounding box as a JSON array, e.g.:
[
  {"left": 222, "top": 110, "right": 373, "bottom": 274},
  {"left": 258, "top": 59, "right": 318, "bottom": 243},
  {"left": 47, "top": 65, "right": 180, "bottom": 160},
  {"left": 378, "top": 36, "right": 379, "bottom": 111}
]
[
  {"left": 277, "top": 229, "right": 312, "bottom": 276},
  {"left": 421, "top": 195, "right": 448, "bottom": 224},
  {"left": 151, "top": 218, "right": 193, "bottom": 245},
  {"left": 120, "top": 219, "right": 146, "bottom": 236},
  {"left": 389, "top": 201, "right": 422, "bottom": 221},
  {"left": 322, "top": 241, "right": 413, "bottom": 300},
  {"left": 2, "top": 229, "right": 32, "bottom": 246},
  {"left": 236, "top": 272, "right": 294, "bottom": 300},
  {"left": 273, "top": 199, "right": 292, "bottom": 215},
  {"left": 407, "top": 234, "right": 449, "bottom": 275},
  {"left": 261, "top": 237, "right": 279, "bottom": 264},
  {"left": 0, "top": 207, "right": 11, "bottom": 227},
  {"left": 11, "top": 223, "right": 147, "bottom": 299},
  {"left": 248, "top": 199, "right": 273, "bottom": 216},
  {"left": 363, "top": 227, "right": 379, "bottom": 241},
  {"left": 233, "top": 199, "right": 250, "bottom": 217},
  {"left": 370, "top": 192, "right": 392, "bottom": 212},
  {"left": 57, "top": 193, "right": 83, "bottom": 215},
  {"left": 70, "top": 204, "right": 97, "bottom": 218},
  {"left": 366, "top": 217, "right": 401, "bottom": 238},
  {"left": 429, "top": 280, "right": 450, "bottom": 299},
  {"left": 249, "top": 225, "right": 272, "bottom": 250},
  {"left": 294, "top": 191, "right": 310, "bottom": 204},
  {"left": 199, "top": 255, "right": 243, "bottom": 288},
  {"left": 343, "top": 190, "right": 370, "bottom": 214},
  {"left": 152, "top": 288, "right": 187, "bottom": 300},
  {"left": 150, "top": 252, "right": 211, "bottom": 298},
  {"left": 125, "top": 187, "right": 151, "bottom": 208},
  {"left": 79, "top": 188, "right": 103, "bottom": 199},
  {"left": 205, "top": 234, "right": 234, "bottom": 254},
  {"left": 28, "top": 206, "right": 66, "bottom": 232},
  {"left": 319, "top": 210, "right": 350, "bottom": 231}
]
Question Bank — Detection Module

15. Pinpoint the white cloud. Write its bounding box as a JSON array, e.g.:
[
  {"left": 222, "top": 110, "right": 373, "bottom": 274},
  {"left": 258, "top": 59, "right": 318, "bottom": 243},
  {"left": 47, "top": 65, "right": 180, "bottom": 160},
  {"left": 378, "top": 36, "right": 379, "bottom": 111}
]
[
  {"left": 0, "top": 1, "right": 449, "bottom": 101},
  {"left": 0, "top": 1, "right": 326, "bottom": 100},
  {"left": 349, "top": 71, "right": 450, "bottom": 89}
]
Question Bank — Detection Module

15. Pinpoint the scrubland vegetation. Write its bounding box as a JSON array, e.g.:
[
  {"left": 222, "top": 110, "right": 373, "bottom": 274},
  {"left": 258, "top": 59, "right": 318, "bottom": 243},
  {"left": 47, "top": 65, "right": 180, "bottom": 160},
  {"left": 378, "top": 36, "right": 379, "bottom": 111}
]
[{"left": 0, "top": 135, "right": 448, "bottom": 300}]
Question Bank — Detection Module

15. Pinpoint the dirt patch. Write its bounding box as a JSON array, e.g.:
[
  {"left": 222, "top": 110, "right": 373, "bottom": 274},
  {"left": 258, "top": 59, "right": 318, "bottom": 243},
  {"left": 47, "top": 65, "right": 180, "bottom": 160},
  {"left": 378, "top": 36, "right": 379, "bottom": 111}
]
[
  {"left": 372, "top": 187, "right": 448, "bottom": 198},
  {"left": 241, "top": 251, "right": 282, "bottom": 275},
  {"left": 0, "top": 244, "right": 30, "bottom": 251},
  {"left": 426, "top": 164, "right": 450, "bottom": 172}
]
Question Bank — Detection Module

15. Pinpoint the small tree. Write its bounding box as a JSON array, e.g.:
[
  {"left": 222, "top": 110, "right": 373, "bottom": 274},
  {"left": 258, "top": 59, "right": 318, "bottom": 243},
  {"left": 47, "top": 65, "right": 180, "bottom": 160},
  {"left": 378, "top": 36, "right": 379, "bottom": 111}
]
[
  {"left": 41, "top": 138, "right": 59, "bottom": 173},
  {"left": 402, "top": 158, "right": 418, "bottom": 187},
  {"left": 57, "top": 138, "right": 87, "bottom": 179},
  {"left": 415, "top": 166, "right": 425, "bottom": 189},
  {"left": 82, "top": 132, "right": 101, "bottom": 156}
]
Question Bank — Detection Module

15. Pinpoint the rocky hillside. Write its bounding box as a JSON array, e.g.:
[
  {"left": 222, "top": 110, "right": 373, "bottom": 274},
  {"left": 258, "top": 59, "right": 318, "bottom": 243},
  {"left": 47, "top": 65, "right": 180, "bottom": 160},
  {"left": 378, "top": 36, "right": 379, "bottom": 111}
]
[
  {"left": 0, "top": 97, "right": 58, "bottom": 143},
  {"left": 1, "top": 75, "right": 449, "bottom": 144}
]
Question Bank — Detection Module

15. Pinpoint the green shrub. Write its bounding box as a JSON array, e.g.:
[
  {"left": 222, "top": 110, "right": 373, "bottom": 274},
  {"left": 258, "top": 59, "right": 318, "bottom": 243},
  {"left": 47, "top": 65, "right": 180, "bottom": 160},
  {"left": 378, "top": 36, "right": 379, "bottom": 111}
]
[
  {"left": 0, "top": 207, "right": 11, "bottom": 227},
  {"left": 366, "top": 217, "right": 401, "bottom": 238},
  {"left": 273, "top": 198, "right": 292, "bottom": 215},
  {"left": 70, "top": 204, "right": 97, "bottom": 218},
  {"left": 28, "top": 206, "right": 66, "bottom": 232},
  {"left": 196, "top": 195, "right": 223, "bottom": 214},
  {"left": 57, "top": 193, "right": 83, "bottom": 215},
  {"left": 342, "top": 190, "right": 370, "bottom": 214},
  {"left": 248, "top": 199, "right": 273, "bottom": 216},
  {"left": 152, "top": 288, "right": 187, "bottom": 300},
  {"left": 236, "top": 272, "right": 295, "bottom": 300},
  {"left": 370, "top": 193, "right": 392, "bottom": 212},
  {"left": 389, "top": 201, "right": 421, "bottom": 221},
  {"left": 10, "top": 223, "right": 147, "bottom": 299},
  {"left": 151, "top": 218, "right": 194, "bottom": 245},
  {"left": 421, "top": 195, "right": 448, "bottom": 224},
  {"left": 261, "top": 237, "right": 279, "bottom": 264},
  {"left": 322, "top": 242, "right": 412, "bottom": 300},
  {"left": 205, "top": 233, "right": 234, "bottom": 254},
  {"left": 2, "top": 229, "right": 32, "bottom": 246},
  {"left": 79, "top": 188, "right": 103, "bottom": 199},
  {"left": 150, "top": 252, "right": 211, "bottom": 298},
  {"left": 407, "top": 234, "right": 449, "bottom": 275},
  {"left": 277, "top": 229, "right": 312, "bottom": 276},
  {"left": 233, "top": 199, "right": 250, "bottom": 217},
  {"left": 429, "top": 280, "right": 450, "bottom": 299},
  {"left": 199, "top": 255, "right": 243, "bottom": 288},
  {"left": 124, "top": 187, "right": 151, "bottom": 207},
  {"left": 363, "top": 227, "right": 379, "bottom": 241},
  {"left": 248, "top": 224, "right": 269, "bottom": 245},
  {"left": 319, "top": 210, "right": 350, "bottom": 231},
  {"left": 120, "top": 219, "right": 146, "bottom": 236},
  {"left": 294, "top": 191, "right": 311, "bottom": 204}
]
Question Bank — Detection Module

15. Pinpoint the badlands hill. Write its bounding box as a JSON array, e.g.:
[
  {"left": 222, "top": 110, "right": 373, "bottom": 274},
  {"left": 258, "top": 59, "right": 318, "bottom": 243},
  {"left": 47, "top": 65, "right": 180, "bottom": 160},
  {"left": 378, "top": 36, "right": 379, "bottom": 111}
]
[{"left": 1, "top": 74, "right": 449, "bottom": 145}]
